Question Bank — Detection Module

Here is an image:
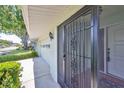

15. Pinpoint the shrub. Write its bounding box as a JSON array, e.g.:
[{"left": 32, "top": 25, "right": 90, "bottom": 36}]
[
  {"left": 0, "top": 62, "right": 22, "bottom": 88},
  {"left": 0, "top": 51, "right": 38, "bottom": 62}
]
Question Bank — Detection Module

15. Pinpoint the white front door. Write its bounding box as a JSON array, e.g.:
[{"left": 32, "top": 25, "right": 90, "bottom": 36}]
[{"left": 107, "top": 23, "right": 124, "bottom": 79}]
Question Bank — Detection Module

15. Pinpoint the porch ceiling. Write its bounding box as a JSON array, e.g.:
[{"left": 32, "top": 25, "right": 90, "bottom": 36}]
[{"left": 21, "top": 5, "right": 83, "bottom": 41}]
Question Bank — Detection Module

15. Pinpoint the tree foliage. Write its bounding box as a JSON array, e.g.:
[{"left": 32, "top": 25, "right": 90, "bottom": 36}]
[{"left": 0, "top": 5, "right": 28, "bottom": 49}]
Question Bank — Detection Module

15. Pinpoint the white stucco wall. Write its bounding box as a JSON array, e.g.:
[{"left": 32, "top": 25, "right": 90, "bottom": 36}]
[{"left": 36, "top": 28, "right": 58, "bottom": 82}]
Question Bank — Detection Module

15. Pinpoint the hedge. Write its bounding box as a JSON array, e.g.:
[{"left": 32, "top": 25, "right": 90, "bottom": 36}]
[
  {"left": 0, "top": 62, "right": 22, "bottom": 88},
  {"left": 0, "top": 51, "right": 38, "bottom": 62}
]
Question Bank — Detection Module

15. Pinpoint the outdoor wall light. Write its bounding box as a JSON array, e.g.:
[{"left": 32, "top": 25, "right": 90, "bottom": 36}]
[{"left": 49, "top": 32, "right": 54, "bottom": 40}]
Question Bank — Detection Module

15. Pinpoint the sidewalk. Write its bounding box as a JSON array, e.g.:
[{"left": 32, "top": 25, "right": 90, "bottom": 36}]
[
  {"left": 0, "top": 46, "right": 18, "bottom": 55},
  {"left": 18, "top": 57, "right": 60, "bottom": 88}
]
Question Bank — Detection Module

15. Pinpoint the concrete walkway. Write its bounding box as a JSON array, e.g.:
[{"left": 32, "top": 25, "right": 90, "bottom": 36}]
[{"left": 18, "top": 57, "right": 60, "bottom": 88}]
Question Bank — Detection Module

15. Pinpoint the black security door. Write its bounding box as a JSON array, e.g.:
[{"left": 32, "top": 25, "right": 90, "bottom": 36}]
[{"left": 58, "top": 6, "right": 100, "bottom": 88}]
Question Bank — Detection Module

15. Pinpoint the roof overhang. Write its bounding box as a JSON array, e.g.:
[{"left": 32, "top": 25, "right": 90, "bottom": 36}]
[{"left": 21, "top": 5, "right": 83, "bottom": 41}]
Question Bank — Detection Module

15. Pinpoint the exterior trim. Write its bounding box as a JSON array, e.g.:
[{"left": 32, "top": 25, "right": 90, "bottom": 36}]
[
  {"left": 91, "top": 6, "right": 100, "bottom": 88},
  {"left": 59, "top": 6, "right": 94, "bottom": 27}
]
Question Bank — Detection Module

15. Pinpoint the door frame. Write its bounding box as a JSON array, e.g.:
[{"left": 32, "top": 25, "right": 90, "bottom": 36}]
[{"left": 57, "top": 5, "right": 100, "bottom": 88}]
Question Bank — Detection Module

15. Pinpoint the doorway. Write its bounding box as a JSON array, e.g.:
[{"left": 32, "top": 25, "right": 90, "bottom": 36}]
[
  {"left": 57, "top": 6, "right": 99, "bottom": 88},
  {"left": 98, "top": 5, "right": 124, "bottom": 88}
]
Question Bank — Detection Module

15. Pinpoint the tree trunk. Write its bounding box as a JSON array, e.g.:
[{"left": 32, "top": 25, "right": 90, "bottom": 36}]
[{"left": 22, "top": 32, "right": 29, "bottom": 50}]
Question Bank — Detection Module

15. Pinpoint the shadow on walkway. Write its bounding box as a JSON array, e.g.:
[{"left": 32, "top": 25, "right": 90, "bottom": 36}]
[{"left": 33, "top": 57, "right": 60, "bottom": 88}]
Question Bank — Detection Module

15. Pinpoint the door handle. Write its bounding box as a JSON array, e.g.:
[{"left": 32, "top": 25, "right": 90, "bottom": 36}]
[
  {"left": 107, "top": 48, "right": 110, "bottom": 62},
  {"left": 63, "top": 54, "right": 66, "bottom": 58},
  {"left": 63, "top": 54, "right": 66, "bottom": 62}
]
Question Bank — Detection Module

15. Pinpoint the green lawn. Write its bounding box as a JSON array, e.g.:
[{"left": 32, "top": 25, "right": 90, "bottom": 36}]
[{"left": 0, "top": 49, "right": 38, "bottom": 62}]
